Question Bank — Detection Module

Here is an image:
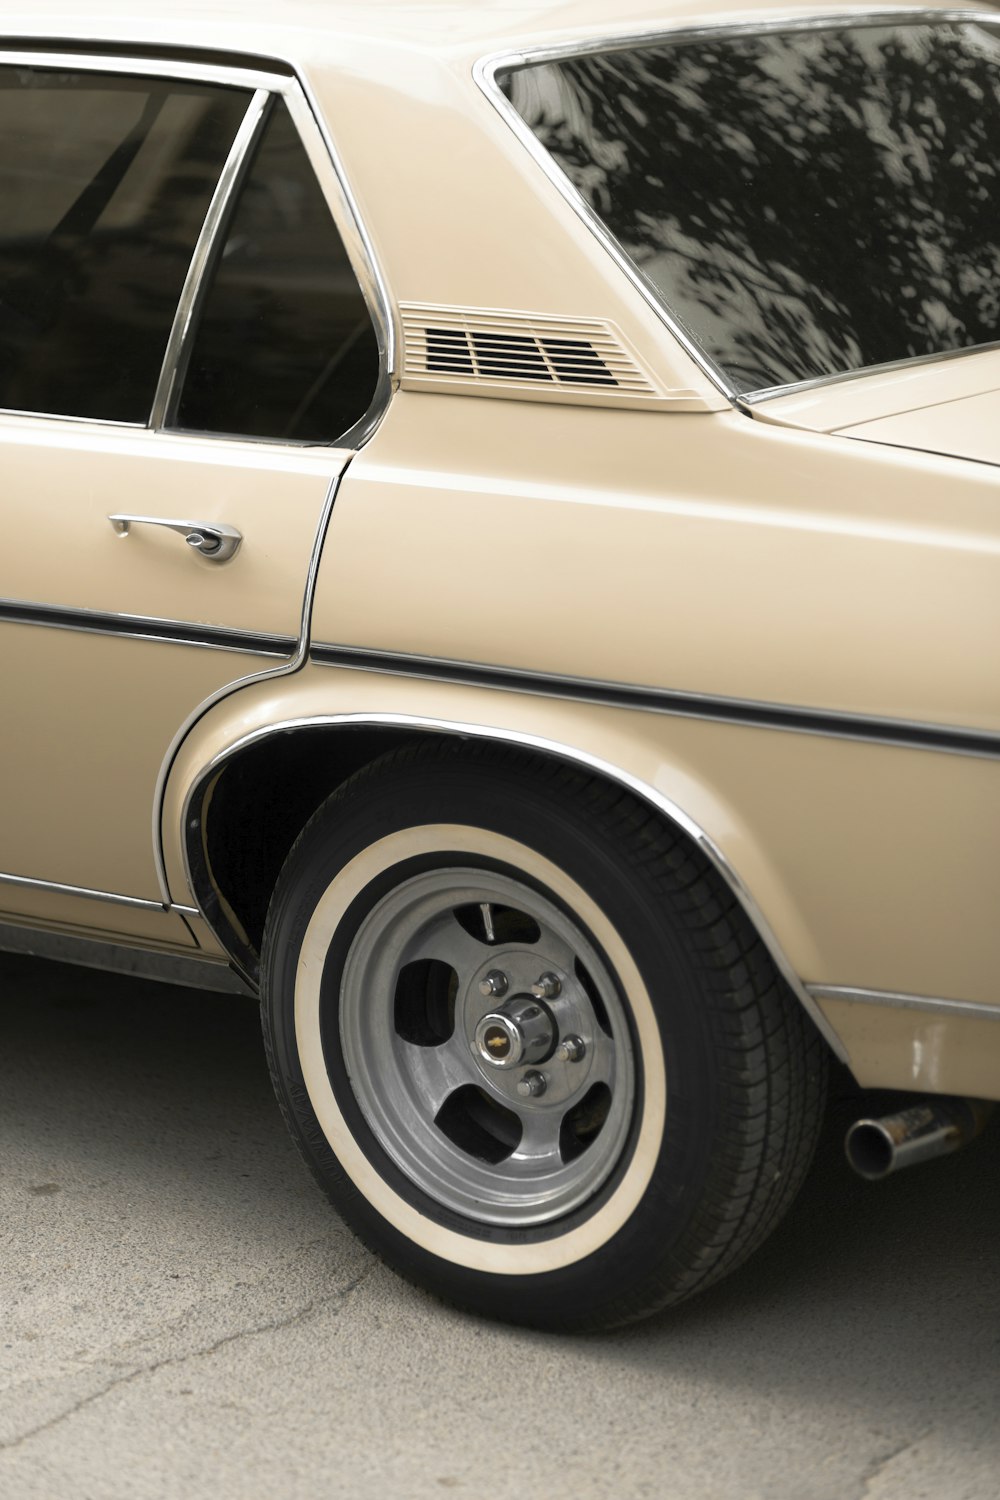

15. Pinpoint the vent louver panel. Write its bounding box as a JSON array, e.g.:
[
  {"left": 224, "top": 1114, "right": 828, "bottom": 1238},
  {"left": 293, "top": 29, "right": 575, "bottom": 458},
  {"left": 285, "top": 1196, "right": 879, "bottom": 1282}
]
[{"left": 400, "top": 304, "right": 666, "bottom": 404}]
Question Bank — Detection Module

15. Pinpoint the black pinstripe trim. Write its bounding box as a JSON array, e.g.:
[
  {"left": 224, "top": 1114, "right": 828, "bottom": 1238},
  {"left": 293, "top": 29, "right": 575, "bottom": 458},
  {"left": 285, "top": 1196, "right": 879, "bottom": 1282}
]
[
  {"left": 0, "top": 598, "right": 295, "bottom": 657},
  {"left": 309, "top": 643, "right": 1000, "bottom": 760}
]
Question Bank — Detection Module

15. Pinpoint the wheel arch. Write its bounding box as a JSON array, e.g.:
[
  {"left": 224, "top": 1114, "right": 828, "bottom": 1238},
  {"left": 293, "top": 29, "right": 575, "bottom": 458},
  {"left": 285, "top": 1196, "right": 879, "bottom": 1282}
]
[{"left": 170, "top": 706, "right": 847, "bottom": 1062}]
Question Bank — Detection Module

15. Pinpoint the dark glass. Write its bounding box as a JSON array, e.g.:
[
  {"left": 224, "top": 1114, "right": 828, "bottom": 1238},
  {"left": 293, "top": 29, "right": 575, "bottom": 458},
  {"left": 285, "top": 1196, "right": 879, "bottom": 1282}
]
[
  {"left": 174, "top": 98, "right": 380, "bottom": 442},
  {"left": 504, "top": 22, "right": 1000, "bottom": 393},
  {"left": 0, "top": 69, "right": 250, "bottom": 421}
]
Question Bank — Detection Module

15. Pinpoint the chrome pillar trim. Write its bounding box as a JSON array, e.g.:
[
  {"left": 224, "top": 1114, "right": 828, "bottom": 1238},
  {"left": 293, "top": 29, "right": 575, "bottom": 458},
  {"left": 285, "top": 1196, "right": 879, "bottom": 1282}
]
[
  {"left": 473, "top": 46, "right": 732, "bottom": 405},
  {"left": 808, "top": 984, "right": 1000, "bottom": 1022},
  {"left": 0, "top": 871, "right": 166, "bottom": 912},
  {"left": 150, "top": 464, "right": 350, "bottom": 905},
  {"left": 179, "top": 712, "right": 850, "bottom": 1063},
  {"left": 474, "top": 9, "right": 1000, "bottom": 409},
  {"left": 151, "top": 88, "right": 271, "bottom": 430},
  {"left": 291, "top": 77, "right": 397, "bottom": 385}
]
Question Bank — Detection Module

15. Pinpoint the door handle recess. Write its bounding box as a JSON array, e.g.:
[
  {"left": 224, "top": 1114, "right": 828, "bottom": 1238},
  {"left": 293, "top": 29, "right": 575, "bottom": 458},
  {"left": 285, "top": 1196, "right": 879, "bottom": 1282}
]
[{"left": 108, "top": 513, "right": 242, "bottom": 562}]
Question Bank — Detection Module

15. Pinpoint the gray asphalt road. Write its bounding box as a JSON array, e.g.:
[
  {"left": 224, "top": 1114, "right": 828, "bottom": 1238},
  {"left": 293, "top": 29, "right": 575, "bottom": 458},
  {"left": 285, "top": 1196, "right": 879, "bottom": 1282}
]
[{"left": 1, "top": 951, "right": 997, "bottom": 1500}]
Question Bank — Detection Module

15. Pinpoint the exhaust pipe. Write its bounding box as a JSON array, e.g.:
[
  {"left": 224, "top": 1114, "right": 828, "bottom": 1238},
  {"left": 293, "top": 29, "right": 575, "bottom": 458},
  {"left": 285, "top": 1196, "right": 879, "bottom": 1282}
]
[{"left": 845, "top": 1098, "right": 993, "bottom": 1181}]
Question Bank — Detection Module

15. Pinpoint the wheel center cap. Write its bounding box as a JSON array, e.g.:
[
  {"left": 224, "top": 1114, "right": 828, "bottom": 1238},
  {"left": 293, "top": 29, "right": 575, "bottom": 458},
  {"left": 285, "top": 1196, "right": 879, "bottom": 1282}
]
[{"left": 474, "top": 996, "right": 554, "bottom": 1070}]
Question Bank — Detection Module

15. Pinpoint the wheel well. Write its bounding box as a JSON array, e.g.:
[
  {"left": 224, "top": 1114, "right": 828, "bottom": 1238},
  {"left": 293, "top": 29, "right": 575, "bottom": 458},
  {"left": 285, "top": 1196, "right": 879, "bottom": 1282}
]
[
  {"left": 188, "top": 725, "right": 426, "bottom": 980},
  {"left": 187, "top": 723, "right": 788, "bottom": 1012}
]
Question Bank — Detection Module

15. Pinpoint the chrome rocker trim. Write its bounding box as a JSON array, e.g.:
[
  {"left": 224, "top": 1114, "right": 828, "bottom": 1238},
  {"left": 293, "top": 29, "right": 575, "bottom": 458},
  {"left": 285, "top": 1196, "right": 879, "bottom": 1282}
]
[
  {"left": 0, "top": 869, "right": 189, "bottom": 914},
  {"left": 808, "top": 984, "right": 1000, "bottom": 1023},
  {"left": 0, "top": 917, "right": 252, "bottom": 995}
]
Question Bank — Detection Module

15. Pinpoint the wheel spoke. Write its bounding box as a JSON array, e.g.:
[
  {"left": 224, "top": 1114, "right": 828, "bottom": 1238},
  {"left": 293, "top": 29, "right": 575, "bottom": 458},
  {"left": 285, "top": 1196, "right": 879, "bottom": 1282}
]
[
  {"left": 585, "top": 1041, "right": 617, "bottom": 1090},
  {"left": 530, "top": 927, "right": 578, "bottom": 981},
  {"left": 405, "top": 913, "right": 493, "bottom": 984},
  {"left": 511, "top": 1107, "right": 566, "bottom": 1171},
  {"left": 395, "top": 1035, "right": 479, "bottom": 1120}
]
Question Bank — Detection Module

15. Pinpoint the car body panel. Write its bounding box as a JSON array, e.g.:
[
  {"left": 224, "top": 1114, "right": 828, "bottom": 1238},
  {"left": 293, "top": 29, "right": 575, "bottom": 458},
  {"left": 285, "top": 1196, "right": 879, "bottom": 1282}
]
[
  {"left": 159, "top": 661, "right": 999, "bottom": 1096},
  {"left": 747, "top": 344, "right": 1000, "bottom": 433},
  {"left": 312, "top": 391, "right": 1000, "bottom": 732},
  {"left": 836, "top": 392, "right": 1000, "bottom": 466},
  {"left": 0, "top": 1, "right": 995, "bottom": 1107},
  {"left": 0, "top": 419, "right": 346, "bottom": 927}
]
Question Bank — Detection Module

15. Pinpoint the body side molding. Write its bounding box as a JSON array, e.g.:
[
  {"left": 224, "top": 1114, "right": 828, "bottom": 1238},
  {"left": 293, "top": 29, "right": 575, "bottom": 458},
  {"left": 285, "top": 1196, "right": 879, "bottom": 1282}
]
[
  {"left": 309, "top": 643, "right": 1000, "bottom": 760},
  {"left": 0, "top": 597, "right": 296, "bottom": 657}
]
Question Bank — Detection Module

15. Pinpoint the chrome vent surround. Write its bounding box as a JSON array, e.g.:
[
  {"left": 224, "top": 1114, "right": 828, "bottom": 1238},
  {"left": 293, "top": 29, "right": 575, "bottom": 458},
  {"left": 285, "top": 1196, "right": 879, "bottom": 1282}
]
[{"left": 399, "top": 304, "right": 690, "bottom": 407}]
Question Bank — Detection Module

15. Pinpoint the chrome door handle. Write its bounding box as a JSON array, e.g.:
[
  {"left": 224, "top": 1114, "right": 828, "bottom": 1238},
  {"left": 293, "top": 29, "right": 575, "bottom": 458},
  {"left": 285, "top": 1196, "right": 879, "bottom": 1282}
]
[{"left": 109, "top": 513, "right": 242, "bottom": 562}]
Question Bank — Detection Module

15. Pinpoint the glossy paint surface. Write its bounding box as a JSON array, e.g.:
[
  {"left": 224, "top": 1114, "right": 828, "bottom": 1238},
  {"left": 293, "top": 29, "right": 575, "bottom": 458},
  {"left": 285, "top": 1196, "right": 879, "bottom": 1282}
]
[{"left": 0, "top": 1, "right": 995, "bottom": 1098}]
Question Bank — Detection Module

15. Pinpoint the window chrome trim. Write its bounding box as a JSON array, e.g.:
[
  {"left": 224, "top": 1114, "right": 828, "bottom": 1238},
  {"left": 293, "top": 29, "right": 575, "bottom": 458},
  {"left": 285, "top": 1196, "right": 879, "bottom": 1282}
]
[
  {"left": 0, "top": 48, "right": 289, "bottom": 91},
  {"left": 151, "top": 88, "right": 272, "bottom": 429},
  {"left": 309, "top": 642, "right": 1000, "bottom": 761},
  {"left": 177, "top": 710, "right": 850, "bottom": 1062},
  {"left": 808, "top": 984, "right": 1000, "bottom": 1022},
  {"left": 0, "top": 409, "right": 144, "bottom": 429},
  {"left": 0, "top": 50, "right": 395, "bottom": 441},
  {"left": 474, "top": 9, "right": 1000, "bottom": 408},
  {"left": 740, "top": 338, "right": 1000, "bottom": 408},
  {"left": 289, "top": 75, "right": 397, "bottom": 395}
]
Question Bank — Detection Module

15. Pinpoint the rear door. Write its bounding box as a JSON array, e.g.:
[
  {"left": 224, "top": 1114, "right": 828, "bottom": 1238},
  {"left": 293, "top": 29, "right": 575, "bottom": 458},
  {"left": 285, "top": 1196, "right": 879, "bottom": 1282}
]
[{"left": 0, "top": 52, "right": 384, "bottom": 945}]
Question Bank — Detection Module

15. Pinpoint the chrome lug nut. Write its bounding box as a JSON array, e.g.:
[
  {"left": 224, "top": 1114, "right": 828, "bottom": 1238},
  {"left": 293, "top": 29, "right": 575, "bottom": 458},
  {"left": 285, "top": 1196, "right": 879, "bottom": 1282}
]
[
  {"left": 531, "top": 972, "right": 562, "bottom": 1000},
  {"left": 478, "top": 969, "right": 509, "bottom": 998},
  {"left": 555, "top": 1035, "right": 586, "bottom": 1063},
  {"left": 516, "top": 1070, "right": 547, "bottom": 1099}
]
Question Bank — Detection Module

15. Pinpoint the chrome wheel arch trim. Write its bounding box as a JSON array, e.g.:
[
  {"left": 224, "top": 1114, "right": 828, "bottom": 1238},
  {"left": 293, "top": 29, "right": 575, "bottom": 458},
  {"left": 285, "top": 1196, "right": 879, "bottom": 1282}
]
[
  {"left": 176, "top": 710, "right": 850, "bottom": 1062},
  {"left": 474, "top": 8, "right": 1000, "bottom": 409}
]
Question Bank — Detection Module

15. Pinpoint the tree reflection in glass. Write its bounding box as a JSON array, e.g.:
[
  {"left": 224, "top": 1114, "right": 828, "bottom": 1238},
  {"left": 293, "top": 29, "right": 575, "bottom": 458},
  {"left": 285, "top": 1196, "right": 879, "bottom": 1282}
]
[{"left": 504, "top": 22, "right": 1000, "bottom": 393}]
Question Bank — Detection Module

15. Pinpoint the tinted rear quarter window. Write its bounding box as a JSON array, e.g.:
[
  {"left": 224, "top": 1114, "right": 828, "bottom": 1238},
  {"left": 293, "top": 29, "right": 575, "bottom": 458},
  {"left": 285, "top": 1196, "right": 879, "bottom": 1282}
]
[{"left": 173, "top": 96, "right": 380, "bottom": 442}]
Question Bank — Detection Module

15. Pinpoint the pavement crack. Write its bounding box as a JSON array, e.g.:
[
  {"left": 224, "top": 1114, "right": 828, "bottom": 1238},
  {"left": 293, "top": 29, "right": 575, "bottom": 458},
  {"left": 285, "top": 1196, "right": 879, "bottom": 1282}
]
[
  {"left": 856, "top": 1429, "right": 932, "bottom": 1497},
  {"left": 0, "top": 1264, "right": 375, "bottom": 1454}
]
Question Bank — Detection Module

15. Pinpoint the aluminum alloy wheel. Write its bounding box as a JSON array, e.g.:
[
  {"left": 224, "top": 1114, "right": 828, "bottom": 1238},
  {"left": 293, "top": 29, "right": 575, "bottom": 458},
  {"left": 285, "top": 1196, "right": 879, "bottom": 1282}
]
[{"left": 337, "top": 867, "right": 636, "bottom": 1227}]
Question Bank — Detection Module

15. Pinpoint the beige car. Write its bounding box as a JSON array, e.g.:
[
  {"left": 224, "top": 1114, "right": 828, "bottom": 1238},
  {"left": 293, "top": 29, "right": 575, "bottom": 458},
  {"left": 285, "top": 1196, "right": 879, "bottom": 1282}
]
[{"left": 1, "top": 0, "right": 997, "bottom": 1330}]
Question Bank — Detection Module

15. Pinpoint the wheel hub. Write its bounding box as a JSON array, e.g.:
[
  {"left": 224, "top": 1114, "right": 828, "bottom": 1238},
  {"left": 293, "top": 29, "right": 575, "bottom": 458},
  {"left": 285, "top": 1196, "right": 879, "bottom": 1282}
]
[
  {"left": 337, "top": 868, "right": 635, "bottom": 1227},
  {"left": 474, "top": 994, "right": 555, "bottom": 1069}
]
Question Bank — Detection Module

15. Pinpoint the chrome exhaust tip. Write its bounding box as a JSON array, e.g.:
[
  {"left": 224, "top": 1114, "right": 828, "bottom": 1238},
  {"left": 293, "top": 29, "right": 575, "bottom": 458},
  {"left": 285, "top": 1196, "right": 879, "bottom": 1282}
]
[{"left": 845, "top": 1098, "right": 992, "bottom": 1181}]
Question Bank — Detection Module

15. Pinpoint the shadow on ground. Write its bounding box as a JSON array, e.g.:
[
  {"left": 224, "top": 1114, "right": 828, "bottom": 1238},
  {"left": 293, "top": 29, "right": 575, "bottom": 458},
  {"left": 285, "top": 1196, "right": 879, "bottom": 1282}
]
[{"left": 2, "top": 949, "right": 997, "bottom": 1497}]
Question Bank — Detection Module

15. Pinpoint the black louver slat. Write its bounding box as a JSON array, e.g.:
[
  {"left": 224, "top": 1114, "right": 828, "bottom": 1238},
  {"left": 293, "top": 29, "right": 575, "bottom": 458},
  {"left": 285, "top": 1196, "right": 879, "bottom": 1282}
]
[{"left": 424, "top": 327, "right": 617, "bottom": 386}]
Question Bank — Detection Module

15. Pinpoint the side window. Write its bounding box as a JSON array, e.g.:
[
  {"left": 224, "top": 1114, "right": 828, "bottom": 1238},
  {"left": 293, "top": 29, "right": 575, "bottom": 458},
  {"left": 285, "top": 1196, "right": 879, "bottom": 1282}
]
[
  {"left": 172, "top": 97, "right": 381, "bottom": 443},
  {"left": 0, "top": 68, "right": 251, "bottom": 422}
]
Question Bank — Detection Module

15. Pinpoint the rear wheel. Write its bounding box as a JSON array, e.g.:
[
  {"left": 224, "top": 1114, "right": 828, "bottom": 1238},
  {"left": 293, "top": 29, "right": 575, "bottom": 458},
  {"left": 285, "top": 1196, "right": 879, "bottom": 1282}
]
[{"left": 261, "top": 742, "right": 827, "bottom": 1330}]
